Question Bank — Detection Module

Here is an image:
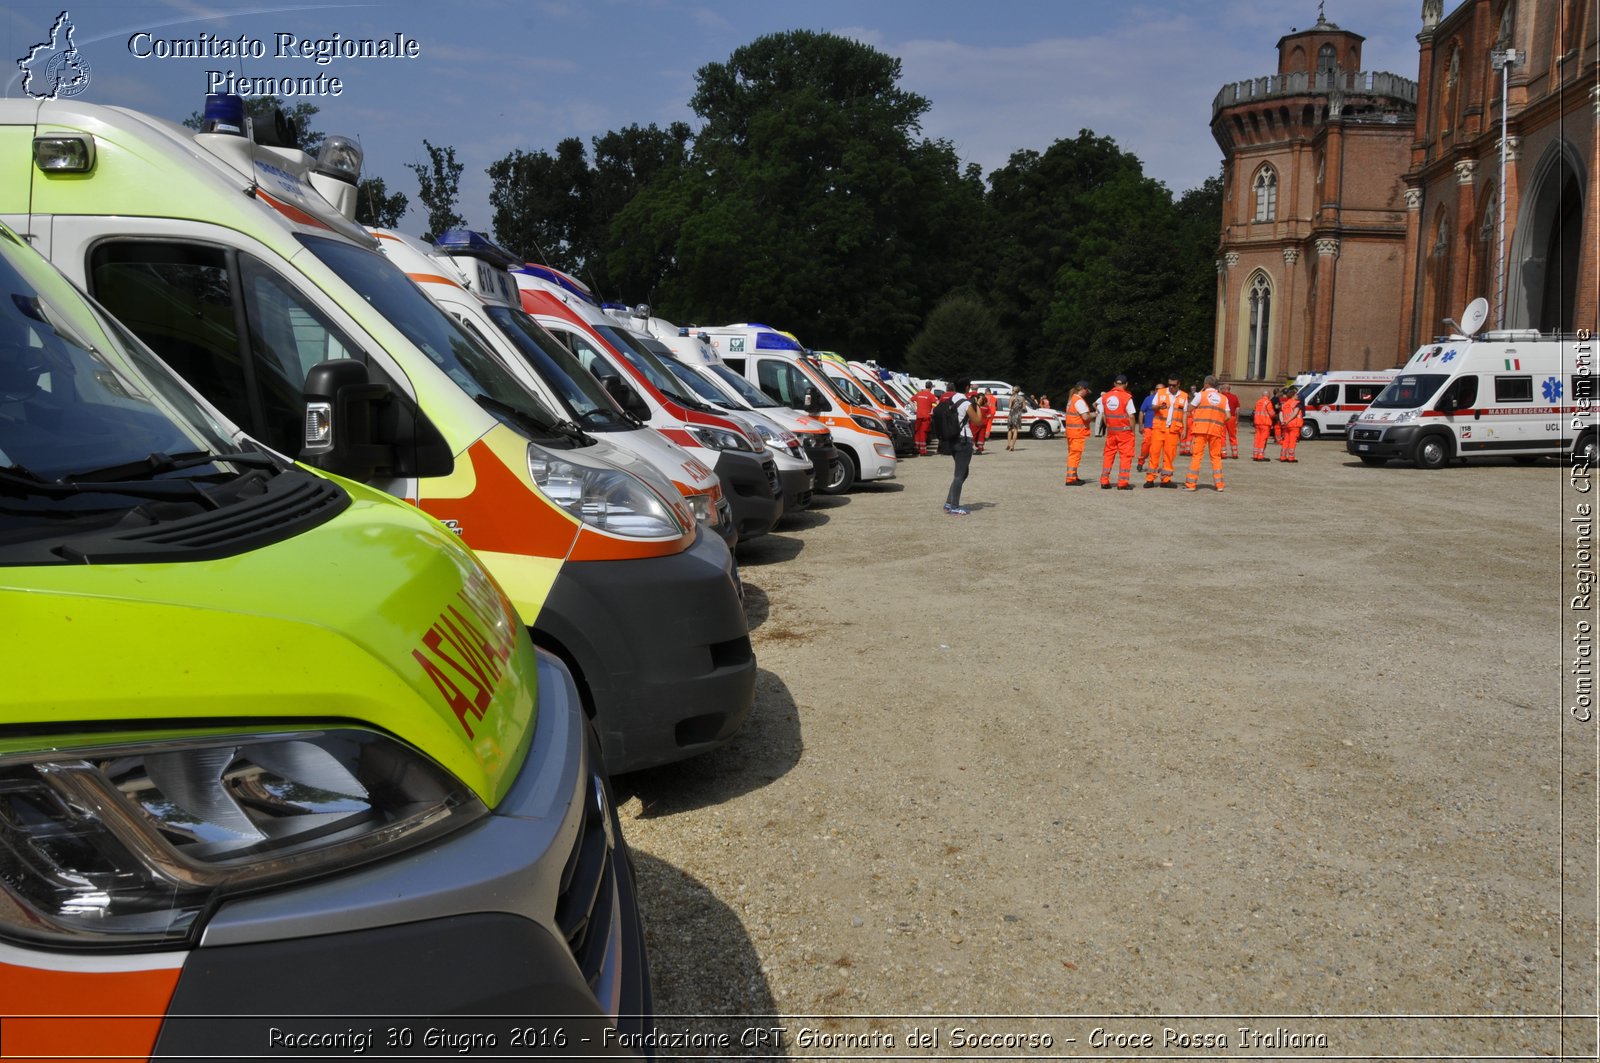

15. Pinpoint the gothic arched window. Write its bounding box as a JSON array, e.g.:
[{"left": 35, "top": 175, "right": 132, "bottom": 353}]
[
  {"left": 1247, "top": 273, "right": 1272, "bottom": 379},
  {"left": 1253, "top": 166, "right": 1278, "bottom": 222}
]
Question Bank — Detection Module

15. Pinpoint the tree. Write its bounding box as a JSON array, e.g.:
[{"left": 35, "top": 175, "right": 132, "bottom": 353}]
[
  {"left": 407, "top": 140, "right": 465, "bottom": 237},
  {"left": 184, "top": 96, "right": 323, "bottom": 154},
  {"left": 607, "top": 31, "right": 984, "bottom": 359},
  {"left": 905, "top": 291, "right": 1008, "bottom": 383},
  {"left": 487, "top": 138, "right": 591, "bottom": 269},
  {"left": 354, "top": 176, "right": 408, "bottom": 228}
]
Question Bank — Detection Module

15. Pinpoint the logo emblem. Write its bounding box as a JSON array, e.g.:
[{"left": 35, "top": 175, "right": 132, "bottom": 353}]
[
  {"left": 1542, "top": 376, "right": 1563, "bottom": 403},
  {"left": 17, "top": 11, "right": 91, "bottom": 100}
]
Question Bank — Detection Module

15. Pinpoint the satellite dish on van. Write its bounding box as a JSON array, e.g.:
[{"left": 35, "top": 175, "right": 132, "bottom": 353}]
[{"left": 1460, "top": 297, "right": 1489, "bottom": 338}]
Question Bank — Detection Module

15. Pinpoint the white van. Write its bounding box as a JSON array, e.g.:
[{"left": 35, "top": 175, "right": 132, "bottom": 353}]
[
  {"left": 1294, "top": 370, "right": 1400, "bottom": 439},
  {"left": 1347, "top": 317, "right": 1596, "bottom": 468}
]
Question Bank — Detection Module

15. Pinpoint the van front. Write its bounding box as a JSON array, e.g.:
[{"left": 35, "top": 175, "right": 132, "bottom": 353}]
[
  {"left": 0, "top": 221, "right": 647, "bottom": 1056},
  {"left": 6, "top": 99, "right": 753, "bottom": 775}
]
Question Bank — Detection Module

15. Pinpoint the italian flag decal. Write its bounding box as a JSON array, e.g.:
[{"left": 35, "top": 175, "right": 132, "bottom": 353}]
[{"left": 1505, "top": 358, "right": 1521, "bottom": 369}]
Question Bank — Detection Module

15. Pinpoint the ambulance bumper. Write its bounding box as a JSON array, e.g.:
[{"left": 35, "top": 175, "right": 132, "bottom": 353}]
[
  {"left": 778, "top": 465, "right": 814, "bottom": 513},
  {"left": 538, "top": 525, "right": 754, "bottom": 774},
  {"left": 1347, "top": 424, "right": 1417, "bottom": 459},
  {"left": 718, "top": 450, "right": 783, "bottom": 541}
]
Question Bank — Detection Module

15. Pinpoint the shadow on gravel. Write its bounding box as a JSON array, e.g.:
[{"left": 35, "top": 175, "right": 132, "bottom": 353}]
[
  {"left": 776, "top": 508, "right": 830, "bottom": 532},
  {"left": 806, "top": 494, "right": 852, "bottom": 510},
  {"left": 630, "top": 851, "right": 783, "bottom": 1054},
  {"left": 614, "top": 668, "right": 802, "bottom": 816},
  {"left": 741, "top": 582, "right": 769, "bottom": 630},
  {"left": 851, "top": 481, "right": 904, "bottom": 493},
  {"left": 736, "top": 534, "right": 803, "bottom": 566},
  {"left": 963, "top": 501, "right": 1000, "bottom": 511}
]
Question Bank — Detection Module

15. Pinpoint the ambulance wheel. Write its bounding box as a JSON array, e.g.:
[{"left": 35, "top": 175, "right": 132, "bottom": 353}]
[
  {"left": 1574, "top": 432, "right": 1597, "bottom": 467},
  {"left": 1358, "top": 456, "right": 1387, "bottom": 466},
  {"left": 1299, "top": 422, "right": 1318, "bottom": 441},
  {"left": 1030, "top": 421, "right": 1052, "bottom": 439},
  {"left": 1413, "top": 433, "right": 1452, "bottom": 470},
  {"left": 820, "top": 455, "right": 855, "bottom": 495}
]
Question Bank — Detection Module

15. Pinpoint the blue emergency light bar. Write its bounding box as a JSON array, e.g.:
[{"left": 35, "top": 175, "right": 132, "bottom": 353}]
[
  {"left": 754, "top": 331, "right": 802, "bottom": 351},
  {"left": 513, "top": 263, "right": 599, "bottom": 307},
  {"left": 434, "top": 229, "right": 521, "bottom": 269},
  {"left": 201, "top": 94, "right": 246, "bottom": 136}
]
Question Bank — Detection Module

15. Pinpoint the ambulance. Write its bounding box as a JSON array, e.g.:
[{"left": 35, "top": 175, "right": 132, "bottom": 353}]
[
  {"left": 1346, "top": 299, "right": 1597, "bottom": 468},
  {"left": 623, "top": 312, "right": 845, "bottom": 493},
  {"left": 512, "top": 267, "right": 785, "bottom": 542},
  {"left": 0, "top": 220, "right": 647, "bottom": 1055},
  {"left": 1293, "top": 370, "right": 1400, "bottom": 439},
  {"left": 817, "top": 359, "right": 916, "bottom": 456},
  {"left": 696, "top": 324, "right": 899, "bottom": 492},
  {"left": 369, "top": 227, "right": 734, "bottom": 546},
  {"left": 2, "top": 96, "right": 754, "bottom": 774}
]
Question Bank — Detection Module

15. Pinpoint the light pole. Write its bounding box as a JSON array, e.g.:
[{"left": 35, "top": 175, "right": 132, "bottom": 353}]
[{"left": 1491, "top": 47, "right": 1521, "bottom": 329}]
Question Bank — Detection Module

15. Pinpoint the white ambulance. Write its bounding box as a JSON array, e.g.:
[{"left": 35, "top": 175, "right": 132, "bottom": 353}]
[
  {"left": 1294, "top": 370, "right": 1400, "bottom": 439},
  {"left": 1346, "top": 300, "right": 1597, "bottom": 468}
]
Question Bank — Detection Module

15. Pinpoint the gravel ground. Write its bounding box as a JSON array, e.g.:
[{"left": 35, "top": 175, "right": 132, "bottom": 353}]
[{"left": 614, "top": 434, "right": 1596, "bottom": 1060}]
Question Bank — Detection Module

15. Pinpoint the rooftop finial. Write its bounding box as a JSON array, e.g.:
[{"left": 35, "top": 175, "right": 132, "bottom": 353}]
[{"left": 1317, "top": 1, "right": 1327, "bottom": 23}]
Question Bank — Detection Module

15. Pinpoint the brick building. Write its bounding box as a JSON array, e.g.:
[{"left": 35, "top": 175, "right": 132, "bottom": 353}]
[
  {"left": 1402, "top": 0, "right": 1597, "bottom": 344},
  {"left": 1211, "top": 12, "right": 1417, "bottom": 385},
  {"left": 1211, "top": 1, "right": 1597, "bottom": 386}
]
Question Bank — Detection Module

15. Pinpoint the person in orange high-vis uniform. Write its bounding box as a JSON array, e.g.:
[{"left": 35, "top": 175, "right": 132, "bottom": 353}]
[
  {"left": 1251, "top": 389, "right": 1276, "bottom": 460},
  {"left": 911, "top": 382, "right": 936, "bottom": 456},
  {"left": 1062, "top": 383, "right": 1093, "bottom": 485},
  {"left": 1221, "top": 383, "right": 1241, "bottom": 458},
  {"left": 1278, "top": 387, "right": 1303, "bottom": 462},
  {"left": 1097, "top": 375, "right": 1137, "bottom": 489},
  {"left": 1143, "top": 375, "right": 1186, "bottom": 488},
  {"left": 1185, "top": 376, "right": 1229, "bottom": 492}
]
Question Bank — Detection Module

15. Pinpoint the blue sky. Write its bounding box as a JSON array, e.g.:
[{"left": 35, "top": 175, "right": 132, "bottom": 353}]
[{"left": 5, "top": 1, "right": 1433, "bottom": 236}]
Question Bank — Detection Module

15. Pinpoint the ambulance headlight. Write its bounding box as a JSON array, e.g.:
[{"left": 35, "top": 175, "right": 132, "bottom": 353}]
[
  {"left": 688, "top": 425, "right": 757, "bottom": 453},
  {"left": 527, "top": 441, "right": 686, "bottom": 537},
  {"left": 314, "top": 135, "right": 364, "bottom": 184},
  {"left": 1393, "top": 410, "right": 1420, "bottom": 424},
  {"left": 0, "top": 730, "right": 485, "bottom": 949},
  {"left": 851, "top": 414, "right": 887, "bottom": 435},
  {"left": 746, "top": 421, "right": 792, "bottom": 451}
]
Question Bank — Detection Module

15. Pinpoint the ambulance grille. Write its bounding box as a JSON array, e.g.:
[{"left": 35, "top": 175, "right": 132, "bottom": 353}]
[
  {"left": 1352, "top": 428, "right": 1382, "bottom": 442},
  {"left": 53, "top": 470, "right": 349, "bottom": 565},
  {"left": 555, "top": 769, "right": 618, "bottom": 990}
]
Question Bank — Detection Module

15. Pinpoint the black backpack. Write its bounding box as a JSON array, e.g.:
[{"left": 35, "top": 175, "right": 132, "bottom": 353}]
[{"left": 930, "top": 396, "right": 961, "bottom": 452}]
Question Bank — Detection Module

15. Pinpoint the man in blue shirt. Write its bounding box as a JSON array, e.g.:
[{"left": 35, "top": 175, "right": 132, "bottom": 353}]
[{"left": 1137, "top": 386, "right": 1158, "bottom": 471}]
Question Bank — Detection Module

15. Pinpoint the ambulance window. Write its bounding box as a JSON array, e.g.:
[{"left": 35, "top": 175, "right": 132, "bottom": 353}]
[
  {"left": 723, "top": 356, "right": 746, "bottom": 374},
  {"left": 1575, "top": 375, "right": 1597, "bottom": 402},
  {"left": 1371, "top": 374, "right": 1448, "bottom": 408},
  {"left": 89, "top": 242, "right": 252, "bottom": 438},
  {"left": 757, "top": 359, "right": 818, "bottom": 409},
  {"left": 1493, "top": 376, "right": 1533, "bottom": 403},
  {"left": 1349, "top": 384, "right": 1384, "bottom": 404},
  {"left": 1309, "top": 384, "right": 1338, "bottom": 405},
  {"left": 1438, "top": 375, "right": 1478, "bottom": 410},
  {"left": 237, "top": 255, "right": 365, "bottom": 453}
]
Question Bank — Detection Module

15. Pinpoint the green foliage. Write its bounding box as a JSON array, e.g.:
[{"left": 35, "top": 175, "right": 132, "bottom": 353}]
[
  {"left": 905, "top": 291, "right": 1008, "bottom": 383},
  {"left": 354, "top": 176, "right": 408, "bottom": 228},
  {"left": 184, "top": 97, "right": 324, "bottom": 154},
  {"left": 607, "top": 31, "right": 984, "bottom": 360},
  {"left": 407, "top": 140, "right": 465, "bottom": 238},
  {"left": 487, "top": 138, "right": 590, "bottom": 267}
]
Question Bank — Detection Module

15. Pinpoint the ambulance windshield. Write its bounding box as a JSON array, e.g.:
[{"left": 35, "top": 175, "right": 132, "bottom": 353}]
[
  {"left": 1369, "top": 375, "right": 1448, "bottom": 409},
  {"left": 300, "top": 237, "right": 564, "bottom": 436},
  {"left": 706, "top": 363, "right": 781, "bottom": 409},
  {"left": 483, "top": 305, "right": 629, "bottom": 430}
]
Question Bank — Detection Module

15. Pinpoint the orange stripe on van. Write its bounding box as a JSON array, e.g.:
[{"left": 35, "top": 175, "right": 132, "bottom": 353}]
[
  {"left": 407, "top": 272, "right": 465, "bottom": 289},
  {"left": 417, "top": 441, "right": 579, "bottom": 559},
  {"left": 255, "top": 189, "right": 333, "bottom": 231},
  {"left": 0, "top": 962, "right": 181, "bottom": 1062}
]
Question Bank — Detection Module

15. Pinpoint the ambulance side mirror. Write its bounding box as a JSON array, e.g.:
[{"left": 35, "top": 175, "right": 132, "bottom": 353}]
[
  {"left": 300, "top": 359, "right": 396, "bottom": 482},
  {"left": 803, "top": 387, "right": 825, "bottom": 415}
]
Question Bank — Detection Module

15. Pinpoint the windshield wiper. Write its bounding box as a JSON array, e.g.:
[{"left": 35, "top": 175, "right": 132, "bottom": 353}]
[
  {"left": 473, "top": 393, "right": 560, "bottom": 440},
  {"left": 552, "top": 419, "right": 593, "bottom": 446},
  {"left": 0, "top": 464, "right": 214, "bottom": 504},
  {"left": 61, "top": 449, "right": 279, "bottom": 484}
]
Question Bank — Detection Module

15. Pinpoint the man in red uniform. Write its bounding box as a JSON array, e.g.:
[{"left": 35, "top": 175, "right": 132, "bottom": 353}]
[
  {"left": 1143, "top": 374, "right": 1186, "bottom": 488},
  {"left": 911, "top": 381, "right": 936, "bottom": 456},
  {"left": 1097, "top": 374, "right": 1137, "bottom": 490},
  {"left": 1062, "top": 382, "right": 1093, "bottom": 485},
  {"left": 1251, "top": 389, "right": 1276, "bottom": 460},
  {"left": 1221, "top": 383, "right": 1241, "bottom": 458},
  {"left": 1278, "top": 386, "right": 1304, "bottom": 462},
  {"left": 1185, "top": 376, "right": 1229, "bottom": 492}
]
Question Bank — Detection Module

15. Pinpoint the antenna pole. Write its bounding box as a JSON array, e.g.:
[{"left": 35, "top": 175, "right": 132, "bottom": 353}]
[{"left": 1491, "top": 48, "right": 1520, "bottom": 329}]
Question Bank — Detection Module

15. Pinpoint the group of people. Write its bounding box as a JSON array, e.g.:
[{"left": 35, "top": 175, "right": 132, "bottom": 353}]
[{"left": 915, "top": 374, "right": 1307, "bottom": 515}]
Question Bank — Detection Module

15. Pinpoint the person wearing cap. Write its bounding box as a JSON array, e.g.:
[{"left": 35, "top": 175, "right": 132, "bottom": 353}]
[
  {"left": 1143, "top": 373, "right": 1187, "bottom": 488},
  {"left": 1061, "top": 382, "right": 1094, "bottom": 484},
  {"left": 1185, "top": 375, "right": 1229, "bottom": 492},
  {"left": 1096, "top": 375, "right": 1137, "bottom": 490}
]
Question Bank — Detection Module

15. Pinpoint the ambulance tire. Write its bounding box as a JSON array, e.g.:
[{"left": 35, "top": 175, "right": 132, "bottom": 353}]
[
  {"left": 1299, "top": 422, "right": 1318, "bottom": 441},
  {"left": 1030, "top": 421, "right": 1052, "bottom": 439},
  {"left": 1574, "top": 432, "right": 1597, "bottom": 468},
  {"left": 1412, "top": 432, "right": 1453, "bottom": 470},
  {"left": 1358, "top": 456, "right": 1387, "bottom": 466},
  {"left": 819, "top": 454, "right": 855, "bottom": 495}
]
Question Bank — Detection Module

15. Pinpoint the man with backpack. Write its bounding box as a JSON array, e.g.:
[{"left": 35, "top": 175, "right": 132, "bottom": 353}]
[{"left": 932, "top": 380, "right": 975, "bottom": 516}]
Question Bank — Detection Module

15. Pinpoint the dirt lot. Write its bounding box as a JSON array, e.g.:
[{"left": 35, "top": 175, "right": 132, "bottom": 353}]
[{"left": 615, "top": 433, "right": 1596, "bottom": 1060}]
